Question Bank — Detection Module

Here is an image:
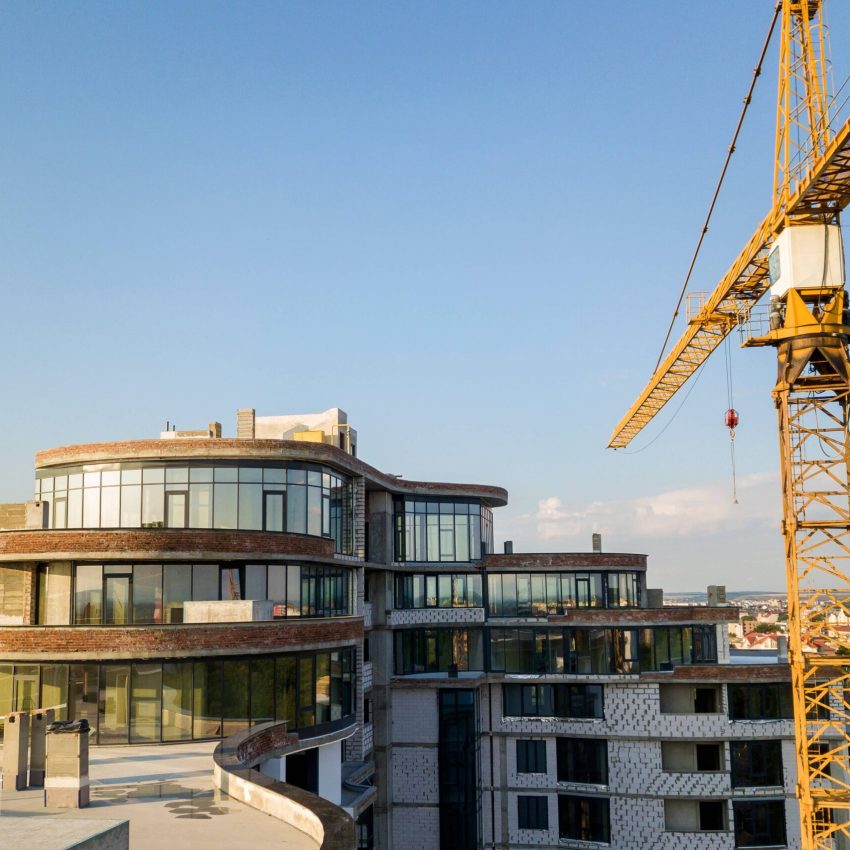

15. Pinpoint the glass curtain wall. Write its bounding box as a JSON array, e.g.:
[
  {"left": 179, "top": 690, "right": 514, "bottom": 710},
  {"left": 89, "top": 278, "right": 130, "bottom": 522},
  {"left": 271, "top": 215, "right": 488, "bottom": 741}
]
[
  {"left": 395, "top": 573, "right": 483, "bottom": 609},
  {"left": 487, "top": 572, "right": 642, "bottom": 616},
  {"left": 56, "top": 563, "right": 355, "bottom": 625},
  {"left": 394, "top": 629, "right": 485, "bottom": 674},
  {"left": 393, "top": 627, "right": 716, "bottom": 676},
  {"left": 394, "top": 499, "right": 494, "bottom": 562},
  {"left": 0, "top": 649, "right": 355, "bottom": 745},
  {"left": 36, "top": 463, "right": 354, "bottom": 555}
]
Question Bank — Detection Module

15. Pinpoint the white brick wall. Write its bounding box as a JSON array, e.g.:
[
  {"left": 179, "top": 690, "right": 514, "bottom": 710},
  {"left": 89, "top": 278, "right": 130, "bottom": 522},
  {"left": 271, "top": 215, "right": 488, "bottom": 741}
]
[
  {"left": 391, "top": 688, "right": 438, "bottom": 743},
  {"left": 391, "top": 805, "right": 440, "bottom": 850},
  {"left": 391, "top": 747, "right": 439, "bottom": 804},
  {"left": 481, "top": 680, "right": 802, "bottom": 850},
  {"left": 386, "top": 607, "right": 486, "bottom": 627}
]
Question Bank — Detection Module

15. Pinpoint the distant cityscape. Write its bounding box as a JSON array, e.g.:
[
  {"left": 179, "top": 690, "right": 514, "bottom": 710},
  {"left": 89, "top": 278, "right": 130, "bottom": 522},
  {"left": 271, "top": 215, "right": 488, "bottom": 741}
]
[{"left": 667, "top": 590, "right": 850, "bottom": 656}]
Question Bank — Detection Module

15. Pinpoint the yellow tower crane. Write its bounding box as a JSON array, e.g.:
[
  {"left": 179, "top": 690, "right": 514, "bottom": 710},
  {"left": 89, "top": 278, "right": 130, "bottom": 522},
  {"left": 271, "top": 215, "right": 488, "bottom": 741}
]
[{"left": 609, "top": 2, "right": 850, "bottom": 847}]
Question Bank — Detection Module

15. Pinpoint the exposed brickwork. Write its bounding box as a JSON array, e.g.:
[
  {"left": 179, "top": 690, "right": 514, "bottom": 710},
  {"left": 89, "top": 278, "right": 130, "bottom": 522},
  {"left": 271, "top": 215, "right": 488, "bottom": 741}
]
[
  {"left": 22, "top": 563, "right": 36, "bottom": 624},
  {"left": 548, "top": 606, "right": 739, "bottom": 625},
  {"left": 34, "top": 439, "right": 508, "bottom": 506},
  {"left": 354, "top": 477, "right": 366, "bottom": 560},
  {"left": 0, "top": 617, "right": 363, "bottom": 660},
  {"left": 0, "top": 529, "right": 336, "bottom": 561},
  {"left": 235, "top": 724, "right": 298, "bottom": 766},
  {"left": 640, "top": 663, "right": 791, "bottom": 682},
  {"left": 483, "top": 552, "right": 646, "bottom": 569}
]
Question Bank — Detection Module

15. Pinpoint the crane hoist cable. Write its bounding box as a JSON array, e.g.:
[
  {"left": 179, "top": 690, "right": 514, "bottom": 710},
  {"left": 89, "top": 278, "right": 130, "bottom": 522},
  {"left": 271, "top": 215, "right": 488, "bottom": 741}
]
[
  {"left": 724, "top": 335, "right": 739, "bottom": 504},
  {"left": 653, "top": 2, "right": 782, "bottom": 374},
  {"left": 617, "top": 362, "right": 707, "bottom": 455}
]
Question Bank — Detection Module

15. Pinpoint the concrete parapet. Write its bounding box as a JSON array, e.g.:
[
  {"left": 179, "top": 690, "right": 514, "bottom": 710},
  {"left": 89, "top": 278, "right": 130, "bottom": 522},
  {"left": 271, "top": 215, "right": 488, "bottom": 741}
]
[
  {"left": 29, "top": 708, "right": 55, "bottom": 786},
  {"left": 2, "top": 711, "right": 29, "bottom": 790},
  {"left": 45, "top": 723, "right": 89, "bottom": 808}
]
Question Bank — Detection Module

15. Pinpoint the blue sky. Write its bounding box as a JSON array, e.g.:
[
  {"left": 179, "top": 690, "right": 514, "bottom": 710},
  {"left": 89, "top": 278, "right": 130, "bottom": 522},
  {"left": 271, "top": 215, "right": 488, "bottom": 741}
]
[{"left": 3, "top": 2, "right": 850, "bottom": 590}]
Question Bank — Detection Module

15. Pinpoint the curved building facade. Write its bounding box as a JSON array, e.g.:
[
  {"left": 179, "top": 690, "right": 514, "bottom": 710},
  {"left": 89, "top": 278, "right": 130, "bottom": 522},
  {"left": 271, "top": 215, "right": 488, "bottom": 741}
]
[{"left": 0, "top": 407, "right": 803, "bottom": 849}]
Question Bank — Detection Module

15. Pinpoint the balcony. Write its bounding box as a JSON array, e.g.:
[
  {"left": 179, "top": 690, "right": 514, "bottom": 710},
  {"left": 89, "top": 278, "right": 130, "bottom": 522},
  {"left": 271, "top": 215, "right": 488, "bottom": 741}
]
[{"left": 183, "top": 600, "right": 275, "bottom": 623}]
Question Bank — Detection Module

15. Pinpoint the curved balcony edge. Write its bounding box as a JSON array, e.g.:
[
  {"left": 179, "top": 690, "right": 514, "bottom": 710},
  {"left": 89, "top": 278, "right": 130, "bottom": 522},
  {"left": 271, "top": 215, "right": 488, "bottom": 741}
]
[{"left": 213, "top": 720, "right": 357, "bottom": 850}]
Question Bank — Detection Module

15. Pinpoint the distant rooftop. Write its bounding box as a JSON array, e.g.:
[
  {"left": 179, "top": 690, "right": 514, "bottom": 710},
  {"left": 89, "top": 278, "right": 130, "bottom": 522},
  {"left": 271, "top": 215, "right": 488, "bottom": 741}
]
[{"left": 159, "top": 406, "right": 357, "bottom": 455}]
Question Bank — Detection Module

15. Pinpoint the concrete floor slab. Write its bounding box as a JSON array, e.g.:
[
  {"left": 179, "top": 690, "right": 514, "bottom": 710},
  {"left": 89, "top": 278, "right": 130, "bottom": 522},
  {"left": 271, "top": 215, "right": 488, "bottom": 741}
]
[{"left": 0, "top": 742, "right": 319, "bottom": 850}]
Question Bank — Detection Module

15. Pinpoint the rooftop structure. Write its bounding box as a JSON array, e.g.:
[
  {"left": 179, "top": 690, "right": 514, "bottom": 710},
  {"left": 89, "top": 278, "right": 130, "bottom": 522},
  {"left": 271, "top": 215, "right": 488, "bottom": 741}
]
[{"left": 0, "top": 408, "right": 806, "bottom": 849}]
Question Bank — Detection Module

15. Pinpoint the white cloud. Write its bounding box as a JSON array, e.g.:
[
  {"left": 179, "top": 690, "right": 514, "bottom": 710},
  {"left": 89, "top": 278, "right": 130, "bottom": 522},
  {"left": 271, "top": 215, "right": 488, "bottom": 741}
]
[{"left": 529, "top": 471, "right": 779, "bottom": 542}]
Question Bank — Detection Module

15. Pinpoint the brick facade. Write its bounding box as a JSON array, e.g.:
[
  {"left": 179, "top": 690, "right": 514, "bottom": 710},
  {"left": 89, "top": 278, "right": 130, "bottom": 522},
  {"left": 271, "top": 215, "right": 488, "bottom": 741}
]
[
  {"left": 0, "top": 617, "right": 362, "bottom": 660},
  {"left": 0, "top": 529, "right": 337, "bottom": 561}
]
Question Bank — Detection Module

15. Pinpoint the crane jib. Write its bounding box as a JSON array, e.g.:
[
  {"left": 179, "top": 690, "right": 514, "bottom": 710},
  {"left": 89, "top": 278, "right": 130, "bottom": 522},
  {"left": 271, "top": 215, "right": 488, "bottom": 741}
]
[{"left": 608, "top": 115, "right": 850, "bottom": 451}]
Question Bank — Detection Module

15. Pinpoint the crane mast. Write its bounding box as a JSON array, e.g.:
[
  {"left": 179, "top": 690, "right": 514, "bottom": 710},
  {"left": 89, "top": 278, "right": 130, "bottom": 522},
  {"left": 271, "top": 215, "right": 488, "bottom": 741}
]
[{"left": 609, "top": 2, "right": 850, "bottom": 847}]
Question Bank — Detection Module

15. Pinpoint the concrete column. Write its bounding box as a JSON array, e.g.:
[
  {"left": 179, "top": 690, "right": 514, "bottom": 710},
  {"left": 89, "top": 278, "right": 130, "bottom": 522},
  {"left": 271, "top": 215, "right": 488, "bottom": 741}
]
[
  {"left": 2, "top": 712, "right": 29, "bottom": 790},
  {"left": 259, "top": 755, "right": 285, "bottom": 781},
  {"left": 45, "top": 725, "right": 89, "bottom": 808},
  {"left": 236, "top": 408, "right": 255, "bottom": 439},
  {"left": 318, "top": 740, "right": 342, "bottom": 806},
  {"left": 29, "top": 708, "right": 55, "bottom": 786},
  {"left": 367, "top": 491, "right": 394, "bottom": 565}
]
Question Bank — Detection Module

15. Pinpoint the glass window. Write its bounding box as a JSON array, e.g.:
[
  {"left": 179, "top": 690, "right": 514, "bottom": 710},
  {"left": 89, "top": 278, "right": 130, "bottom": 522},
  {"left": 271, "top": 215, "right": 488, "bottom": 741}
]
[
  {"left": 99, "top": 665, "right": 130, "bottom": 744},
  {"left": 120, "top": 485, "right": 141, "bottom": 527},
  {"left": 222, "top": 660, "right": 249, "bottom": 736},
  {"left": 517, "top": 740, "right": 547, "bottom": 774},
  {"left": 729, "top": 684, "right": 794, "bottom": 720},
  {"left": 239, "top": 484, "right": 263, "bottom": 530},
  {"left": 189, "top": 483, "right": 213, "bottom": 528},
  {"left": 83, "top": 486, "right": 100, "bottom": 527},
  {"left": 67, "top": 488, "right": 83, "bottom": 528},
  {"left": 315, "top": 653, "right": 331, "bottom": 724},
  {"left": 268, "top": 564, "right": 286, "bottom": 601},
  {"left": 162, "top": 662, "right": 193, "bottom": 741},
  {"left": 221, "top": 567, "right": 241, "bottom": 601},
  {"left": 193, "top": 564, "right": 219, "bottom": 601},
  {"left": 130, "top": 664, "right": 161, "bottom": 743},
  {"left": 132, "top": 564, "right": 162, "bottom": 624},
  {"left": 469, "top": 574, "right": 482, "bottom": 607},
  {"left": 276, "top": 657, "right": 297, "bottom": 727},
  {"left": 287, "top": 485, "right": 307, "bottom": 534},
  {"left": 244, "top": 565, "right": 266, "bottom": 600},
  {"left": 40, "top": 664, "right": 69, "bottom": 721},
  {"left": 557, "top": 738, "right": 608, "bottom": 784},
  {"left": 69, "top": 664, "right": 98, "bottom": 734},
  {"left": 307, "top": 487, "right": 322, "bottom": 536},
  {"left": 250, "top": 658, "right": 274, "bottom": 726},
  {"left": 298, "top": 656, "right": 315, "bottom": 728},
  {"left": 75, "top": 564, "right": 102, "bottom": 625},
  {"left": 438, "top": 574, "right": 452, "bottom": 608},
  {"left": 214, "top": 483, "right": 238, "bottom": 529},
  {"left": 264, "top": 492, "right": 285, "bottom": 532},
  {"left": 733, "top": 800, "right": 786, "bottom": 848},
  {"left": 558, "top": 795, "right": 610, "bottom": 843},
  {"left": 101, "top": 486, "right": 120, "bottom": 528},
  {"left": 215, "top": 467, "right": 238, "bottom": 483},
  {"left": 502, "top": 574, "right": 517, "bottom": 617},
  {"left": 518, "top": 796, "right": 548, "bottom": 830},
  {"left": 163, "top": 564, "right": 191, "bottom": 624},
  {"left": 142, "top": 484, "right": 164, "bottom": 527},
  {"left": 165, "top": 467, "right": 188, "bottom": 484},
  {"left": 286, "top": 566, "right": 301, "bottom": 616},
  {"left": 193, "top": 660, "right": 222, "bottom": 739},
  {"left": 730, "top": 741, "right": 783, "bottom": 787}
]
